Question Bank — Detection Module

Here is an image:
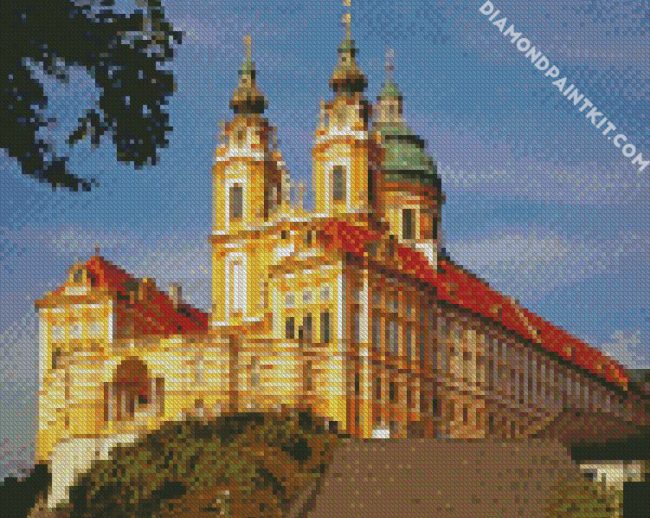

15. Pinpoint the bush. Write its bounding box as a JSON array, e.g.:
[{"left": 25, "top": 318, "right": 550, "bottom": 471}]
[
  {"left": 67, "top": 410, "right": 336, "bottom": 517},
  {"left": 0, "top": 464, "right": 50, "bottom": 518},
  {"left": 545, "top": 478, "right": 620, "bottom": 518}
]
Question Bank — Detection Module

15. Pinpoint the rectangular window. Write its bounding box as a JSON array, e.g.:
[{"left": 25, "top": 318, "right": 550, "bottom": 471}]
[
  {"left": 432, "top": 397, "right": 440, "bottom": 417},
  {"left": 230, "top": 184, "right": 243, "bottom": 220},
  {"left": 386, "top": 319, "right": 398, "bottom": 355},
  {"left": 88, "top": 321, "right": 101, "bottom": 338},
  {"left": 419, "top": 308, "right": 426, "bottom": 365},
  {"left": 448, "top": 400, "right": 455, "bottom": 423},
  {"left": 285, "top": 317, "right": 295, "bottom": 339},
  {"left": 232, "top": 261, "right": 245, "bottom": 312},
  {"left": 462, "top": 405, "right": 469, "bottom": 425},
  {"left": 389, "top": 381, "right": 397, "bottom": 402},
  {"left": 402, "top": 209, "right": 415, "bottom": 240},
  {"left": 333, "top": 165, "right": 346, "bottom": 202},
  {"left": 305, "top": 361, "right": 313, "bottom": 391},
  {"left": 354, "top": 372, "right": 360, "bottom": 396},
  {"left": 406, "top": 325, "right": 413, "bottom": 360},
  {"left": 375, "top": 377, "right": 382, "bottom": 401},
  {"left": 420, "top": 391, "right": 427, "bottom": 413},
  {"left": 51, "top": 325, "right": 64, "bottom": 341},
  {"left": 352, "top": 308, "right": 360, "bottom": 343},
  {"left": 320, "top": 286, "right": 330, "bottom": 302},
  {"left": 463, "top": 350, "right": 471, "bottom": 380},
  {"left": 372, "top": 312, "right": 381, "bottom": 350},
  {"left": 320, "top": 311, "right": 330, "bottom": 343},
  {"left": 251, "top": 357, "right": 260, "bottom": 388},
  {"left": 303, "top": 313, "right": 312, "bottom": 341},
  {"left": 51, "top": 347, "right": 62, "bottom": 370},
  {"left": 70, "top": 322, "right": 82, "bottom": 339}
]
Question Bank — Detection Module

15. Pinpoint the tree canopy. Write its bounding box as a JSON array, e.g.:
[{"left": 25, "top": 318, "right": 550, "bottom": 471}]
[
  {"left": 0, "top": 0, "right": 181, "bottom": 190},
  {"left": 66, "top": 411, "right": 336, "bottom": 517}
]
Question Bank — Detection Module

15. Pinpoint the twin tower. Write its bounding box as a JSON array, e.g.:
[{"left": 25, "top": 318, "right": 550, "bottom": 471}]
[{"left": 210, "top": 9, "right": 443, "bottom": 326}]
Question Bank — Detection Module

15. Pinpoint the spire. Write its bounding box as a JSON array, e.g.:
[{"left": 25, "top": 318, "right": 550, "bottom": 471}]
[
  {"left": 379, "top": 48, "right": 402, "bottom": 100},
  {"left": 329, "top": 0, "right": 367, "bottom": 95},
  {"left": 230, "top": 34, "right": 267, "bottom": 115}
]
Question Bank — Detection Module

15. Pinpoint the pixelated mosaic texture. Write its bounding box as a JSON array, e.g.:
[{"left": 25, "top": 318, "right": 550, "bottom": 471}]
[{"left": 1, "top": 1, "right": 649, "bottom": 517}]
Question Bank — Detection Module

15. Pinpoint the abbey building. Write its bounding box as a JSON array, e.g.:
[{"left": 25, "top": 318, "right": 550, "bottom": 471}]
[{"left": 35, "top": 7, "right": 643, "bottom": 504}]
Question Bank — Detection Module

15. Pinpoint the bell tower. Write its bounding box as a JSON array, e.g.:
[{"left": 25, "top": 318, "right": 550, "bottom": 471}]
[
  {"left": 372, "top": 50, "right": 444, "bottom": 266},
  {"left": 212, "top": 35, "right": 286, "bottom": 235},
  {"left": 211, "top": 36, "right": 287, "bottom": 326},
  {"left": 312, "top": 0, "right": 377, "bottom": 218}
]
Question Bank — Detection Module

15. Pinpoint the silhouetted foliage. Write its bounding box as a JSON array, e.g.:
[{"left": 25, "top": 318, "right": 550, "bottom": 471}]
[
  {"left": 0, "top": 0, "right": 181, "bottom": 190},
  {"left": 545, "top": 478, "right": 620, "bottom": 517},
  {"left": 0, "top": 463, "right": 50, "bottom": 518}
]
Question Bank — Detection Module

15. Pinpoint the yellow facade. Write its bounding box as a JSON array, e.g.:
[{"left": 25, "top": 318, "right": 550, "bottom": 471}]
[{"left": 36, "top": 11, "right": 639, "bottom": 477}]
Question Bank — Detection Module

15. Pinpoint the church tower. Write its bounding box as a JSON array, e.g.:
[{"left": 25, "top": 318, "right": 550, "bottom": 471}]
[
  {"left": 312, "top": 0, "right": 377, "bottom": 218},
  {"left": 211, "top": 36, "right": 287, "bottom": 327},
  {"left": 372, "top": 50, "right": 444, "bottom": 266}
]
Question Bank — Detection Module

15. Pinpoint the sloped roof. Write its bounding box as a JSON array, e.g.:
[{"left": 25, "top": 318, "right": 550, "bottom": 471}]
[
  {"left": 322, "top": 220, "right": 629, "bottom": 389},
  {"left": 84, "top": 255, "right": 208, "bottom": 336}
]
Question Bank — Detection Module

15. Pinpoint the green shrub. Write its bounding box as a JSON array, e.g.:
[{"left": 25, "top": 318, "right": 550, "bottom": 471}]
[{"left": 67, "top": 410, "right": 336, "bottom": 517}]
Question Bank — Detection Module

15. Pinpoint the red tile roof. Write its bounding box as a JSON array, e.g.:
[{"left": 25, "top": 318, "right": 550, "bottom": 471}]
[
  {"left": 85, "top": 255, "right": 208, "bottom": 336},
  {"left": 322, "top": 219, "right": 628, "bottom": 389}
]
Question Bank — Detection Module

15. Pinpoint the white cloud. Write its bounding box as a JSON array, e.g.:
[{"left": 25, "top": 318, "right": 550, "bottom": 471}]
[
  {"left": 446, "top": 229, "right": 649, "bottom": 301},
  {"left": 597, "top": 330, "right": 649, "bottom": 369},
  {"left": 412, "top": 114, "right": 650, "bottom": 206},
  {"left": 1, "top": 225, "right": 212, "bottom": 308}
]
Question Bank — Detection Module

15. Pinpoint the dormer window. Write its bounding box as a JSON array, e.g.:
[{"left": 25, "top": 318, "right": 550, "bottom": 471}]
[
  {"left": 72, "top": 267, "right": 84, "bottom": 284},
  {"left": 235, "top": 129, "right": 246, "bottom": 147}
]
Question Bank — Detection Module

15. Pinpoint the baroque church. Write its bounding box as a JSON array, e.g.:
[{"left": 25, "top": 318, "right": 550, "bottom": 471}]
[{"left": 35, "top": 4, "right": 643, "bottom": 506}]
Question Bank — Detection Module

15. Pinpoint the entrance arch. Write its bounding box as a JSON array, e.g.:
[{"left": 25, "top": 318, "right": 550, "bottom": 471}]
[{"left": 105, "top": 357, "right": 163, "bottom": 422}]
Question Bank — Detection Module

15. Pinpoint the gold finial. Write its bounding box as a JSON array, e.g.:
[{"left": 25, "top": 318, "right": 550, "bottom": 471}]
[
  {"left": 342, "top": 0, "right": 352, "bottom": 39},
  {"left": 385, "top": 48, "right": 395, "bottom": 81},
  {"left": 243, "top": 34, "right": 252, "bottom": 61}
]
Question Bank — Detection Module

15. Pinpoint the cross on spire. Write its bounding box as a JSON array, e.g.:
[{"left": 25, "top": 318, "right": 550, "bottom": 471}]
[
  {"left": 342, "top": 0, "right": 352, "bottom": 40},
  {"left": 385, "top": 48, "right": 395, "bottom": 82},
  {"left": 244, "top": 34, "right": 252, "bottom": 62}
]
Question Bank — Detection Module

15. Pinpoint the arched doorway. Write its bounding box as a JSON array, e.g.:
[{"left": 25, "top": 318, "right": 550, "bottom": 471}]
[{"left": 105, "top": 357, "right": 163, "bottom": 423}]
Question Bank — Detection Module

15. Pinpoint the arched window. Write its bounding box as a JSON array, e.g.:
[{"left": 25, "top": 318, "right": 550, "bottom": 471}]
[
  {"left": 332, "top": 166, "right": 346, "bottom": 202},
  {"left": 230, "top": 260, "right": 245, "bottom": 312},
  {"left": 235, "top": 129, "right": 246, "bottom": 147},
  {"left": 402, "top": 209, "right": 415, "bottom": 240},
  {"left": 229, "top": 184, "right": 243, "bottom": 220},
  {"left": 251, "top": 357, "right": 260, "bottom": 388}
]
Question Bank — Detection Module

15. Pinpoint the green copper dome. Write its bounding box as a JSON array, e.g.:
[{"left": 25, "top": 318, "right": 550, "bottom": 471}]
[
  {"left": 379, "top": 79, "right": 402, "bottom": 100},
  {"left": 377, "top": 122, "right": 439, "bottom": 187}
]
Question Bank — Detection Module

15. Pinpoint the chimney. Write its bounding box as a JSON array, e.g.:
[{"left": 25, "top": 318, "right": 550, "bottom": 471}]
[
  {"left": 138, "top": 277, "right": 156, "bottom": 301},
  {"left": 169, "top": 283, "right": 183, "bottom": 308}
]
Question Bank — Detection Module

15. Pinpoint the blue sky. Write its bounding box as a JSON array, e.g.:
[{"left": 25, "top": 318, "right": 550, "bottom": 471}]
[{"left": 1, "top": 0, "right": 649, "bottom": 477}]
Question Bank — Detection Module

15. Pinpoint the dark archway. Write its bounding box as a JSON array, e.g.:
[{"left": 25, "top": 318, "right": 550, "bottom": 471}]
[{"left": 105, "top": 357, "right": 163, "bottom": 422}]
